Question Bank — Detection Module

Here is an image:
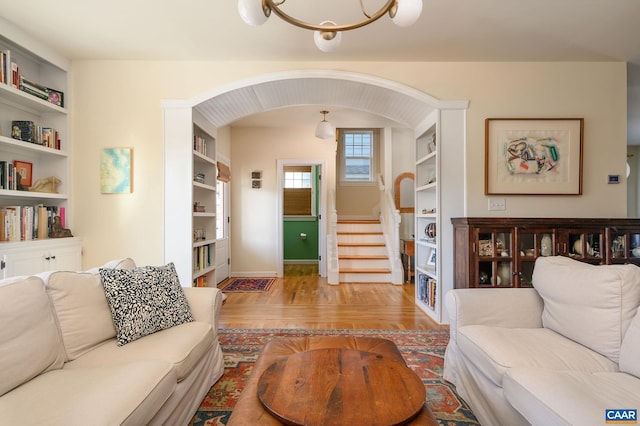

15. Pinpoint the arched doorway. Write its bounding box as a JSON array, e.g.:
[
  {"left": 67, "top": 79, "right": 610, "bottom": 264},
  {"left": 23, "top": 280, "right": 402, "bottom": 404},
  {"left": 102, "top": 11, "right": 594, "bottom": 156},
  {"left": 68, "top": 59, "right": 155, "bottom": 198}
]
[{"left": 163, "top": 70, "right": 467, "bottom": 322}]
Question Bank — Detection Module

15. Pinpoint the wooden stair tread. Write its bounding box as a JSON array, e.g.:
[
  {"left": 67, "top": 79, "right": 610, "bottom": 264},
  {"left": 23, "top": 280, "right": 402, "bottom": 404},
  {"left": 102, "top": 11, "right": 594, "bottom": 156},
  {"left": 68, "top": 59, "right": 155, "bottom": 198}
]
[
  {"left": 338, "top": 243, "right": 385, "bottom": 247},
  {"left": 337, "top": 220, "right": 381, "bottom": 224},
  {"left": 340, "top": 268, "right": 392, "bottom": 274},
  {"left": 337, "top": 231, "right": 383, "bottom": 235}
]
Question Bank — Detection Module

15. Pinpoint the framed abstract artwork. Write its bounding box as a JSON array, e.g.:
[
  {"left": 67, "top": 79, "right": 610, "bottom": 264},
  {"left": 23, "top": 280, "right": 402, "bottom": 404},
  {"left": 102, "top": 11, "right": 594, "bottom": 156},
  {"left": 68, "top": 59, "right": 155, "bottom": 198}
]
[
  {"left": 485, "top": 118, "right": 584, "bottom": 195},
  {"left": 100, "top": 148, "right": 132, "bottom": 193}
]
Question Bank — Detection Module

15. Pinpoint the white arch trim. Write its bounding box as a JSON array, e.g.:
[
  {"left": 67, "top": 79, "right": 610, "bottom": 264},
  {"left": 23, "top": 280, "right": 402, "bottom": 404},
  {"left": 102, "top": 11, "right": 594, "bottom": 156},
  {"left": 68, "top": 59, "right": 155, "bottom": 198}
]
[
  {"left": 189, "top": 69, "right": 459, "bottom": 108},
  {"left": 161, "top": 70, "right": 469, "bottom": 129}
]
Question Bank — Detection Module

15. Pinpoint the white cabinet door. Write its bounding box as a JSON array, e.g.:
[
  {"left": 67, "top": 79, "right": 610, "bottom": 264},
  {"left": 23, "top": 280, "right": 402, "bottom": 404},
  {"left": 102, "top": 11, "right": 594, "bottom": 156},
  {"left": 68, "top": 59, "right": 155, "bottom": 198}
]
[
  {"left": 46, "top": 242, "right": 82, "bottom": 272},
  {"left": 6, "top": 250, "right": 48, "bottom": 277},
  {"left": 0, "top": 238, "right": 82, "bottom": 278}
]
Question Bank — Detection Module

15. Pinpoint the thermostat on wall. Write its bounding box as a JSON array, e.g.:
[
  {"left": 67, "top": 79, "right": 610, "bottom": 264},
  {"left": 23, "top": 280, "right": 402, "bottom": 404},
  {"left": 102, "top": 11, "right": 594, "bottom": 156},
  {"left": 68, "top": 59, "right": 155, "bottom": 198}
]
[{"left": 608, "top": 174, "right": 621, "bottom": 184}]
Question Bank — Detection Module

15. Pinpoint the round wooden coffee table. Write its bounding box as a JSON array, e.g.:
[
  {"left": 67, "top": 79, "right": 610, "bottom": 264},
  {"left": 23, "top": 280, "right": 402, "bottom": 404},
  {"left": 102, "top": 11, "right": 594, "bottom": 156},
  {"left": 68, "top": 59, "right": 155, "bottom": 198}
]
[{"left": 257, "top": 348, "right": 427, "bottom": 426}]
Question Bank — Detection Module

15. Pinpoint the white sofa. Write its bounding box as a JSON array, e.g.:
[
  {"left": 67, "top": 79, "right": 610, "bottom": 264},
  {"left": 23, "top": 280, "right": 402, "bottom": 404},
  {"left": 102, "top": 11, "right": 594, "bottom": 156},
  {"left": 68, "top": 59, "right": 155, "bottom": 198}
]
[
  {"left": 0, "top": 258, "right": 225, "bottom": 425},
  {"left": 443, "top": 256, "right": 640, "bottom": 426}
]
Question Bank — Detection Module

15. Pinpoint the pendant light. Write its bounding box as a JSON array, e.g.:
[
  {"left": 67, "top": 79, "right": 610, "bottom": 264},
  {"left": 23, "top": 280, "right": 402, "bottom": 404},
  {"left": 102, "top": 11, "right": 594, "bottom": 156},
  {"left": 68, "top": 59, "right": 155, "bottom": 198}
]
[{"left": 314, "top": 110, "right": 335, "bottom": 140}]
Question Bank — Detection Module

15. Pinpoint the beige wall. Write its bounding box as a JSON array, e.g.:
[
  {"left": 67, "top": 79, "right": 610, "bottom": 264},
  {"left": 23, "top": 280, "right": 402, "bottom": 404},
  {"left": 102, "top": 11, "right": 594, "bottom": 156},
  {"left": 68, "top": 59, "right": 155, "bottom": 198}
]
[
  {"left": 71, "top": 61, "right": 627, "bottom": 270},
  {"left": 229, "top": 126, "right": 336, "bottom": 275}
]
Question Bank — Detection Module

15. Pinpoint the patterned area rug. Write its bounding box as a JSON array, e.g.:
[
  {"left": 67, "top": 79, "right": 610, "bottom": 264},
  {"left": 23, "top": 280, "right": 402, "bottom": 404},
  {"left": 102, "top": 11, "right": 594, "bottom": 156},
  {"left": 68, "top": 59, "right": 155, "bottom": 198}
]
[
  {"left": 219, "top": 278, "right": 275, "bottom": 292},
  {"left": 190, "top": 328, "right": 479, "bottom": 425}
]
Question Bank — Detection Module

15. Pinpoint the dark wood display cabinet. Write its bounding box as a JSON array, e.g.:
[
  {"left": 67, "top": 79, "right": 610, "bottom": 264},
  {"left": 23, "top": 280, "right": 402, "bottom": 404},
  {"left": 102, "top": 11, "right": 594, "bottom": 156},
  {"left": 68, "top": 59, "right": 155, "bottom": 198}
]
[{"left": 452, "top": 218, "right": 640, "bottom": 289}]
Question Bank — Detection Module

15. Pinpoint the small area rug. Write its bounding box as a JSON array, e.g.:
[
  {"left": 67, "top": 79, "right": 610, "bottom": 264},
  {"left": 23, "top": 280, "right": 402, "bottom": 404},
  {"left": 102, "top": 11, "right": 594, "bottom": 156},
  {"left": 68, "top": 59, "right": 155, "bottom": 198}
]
[
  {"left": 190, "top": 328, "right": 479, "bottom": 426},
  {"left": 219, "top": 278, "right": 275, "bottom": 292}
]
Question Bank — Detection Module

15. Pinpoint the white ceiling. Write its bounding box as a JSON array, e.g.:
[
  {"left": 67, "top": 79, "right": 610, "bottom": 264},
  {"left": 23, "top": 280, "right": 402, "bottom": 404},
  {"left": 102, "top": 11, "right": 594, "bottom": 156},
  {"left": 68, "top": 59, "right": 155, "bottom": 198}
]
[{"left": 2, "top": 0, "right": 640, "bottom": 137}]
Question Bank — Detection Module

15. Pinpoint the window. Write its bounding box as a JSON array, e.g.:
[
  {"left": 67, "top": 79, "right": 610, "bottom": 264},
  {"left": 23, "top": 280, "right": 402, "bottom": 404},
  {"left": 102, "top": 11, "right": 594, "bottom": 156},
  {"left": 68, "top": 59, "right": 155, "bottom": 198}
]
[
  {"left": 340, "top": 130, "right": 376, "bottom": 183},
  {"left": 284, "top": 171, "right": 312, "bottom": 188},
  {"left": 283, "top": 166, "right": 315, "bottom": 216}
]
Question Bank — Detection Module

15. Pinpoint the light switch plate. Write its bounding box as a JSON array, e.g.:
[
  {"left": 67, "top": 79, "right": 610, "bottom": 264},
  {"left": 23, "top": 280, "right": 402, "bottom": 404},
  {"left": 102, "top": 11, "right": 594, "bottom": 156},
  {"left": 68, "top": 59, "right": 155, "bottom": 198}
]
[{"left": 488, "top": 198, "right": 506, "bottom": 211}]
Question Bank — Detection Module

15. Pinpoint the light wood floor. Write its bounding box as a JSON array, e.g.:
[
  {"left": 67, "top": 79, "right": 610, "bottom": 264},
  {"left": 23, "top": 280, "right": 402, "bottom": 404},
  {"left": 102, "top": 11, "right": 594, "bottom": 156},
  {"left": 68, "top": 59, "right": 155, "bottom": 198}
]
[{"left": 218, "top": 264, "right": 446, "bottom": 330}]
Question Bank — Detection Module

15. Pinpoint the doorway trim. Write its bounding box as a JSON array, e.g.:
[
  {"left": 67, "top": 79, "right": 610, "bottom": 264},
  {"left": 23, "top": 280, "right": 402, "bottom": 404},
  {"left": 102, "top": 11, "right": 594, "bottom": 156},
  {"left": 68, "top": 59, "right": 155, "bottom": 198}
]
[{"left": 277, "top": 159, "right": 327, "bottom": 277}]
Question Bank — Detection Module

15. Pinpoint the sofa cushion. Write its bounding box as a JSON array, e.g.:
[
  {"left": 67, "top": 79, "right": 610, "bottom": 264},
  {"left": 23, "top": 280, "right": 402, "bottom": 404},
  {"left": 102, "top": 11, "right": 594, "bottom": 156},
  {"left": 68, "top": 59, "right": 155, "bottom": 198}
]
[
  {"left": 65, "top": 321, "right": 213, "bottom": 382},
  {"left": 504, "top": 368, "right": 640, "bottom": 426},
  {"left": 620, "top": 308, "right": 640, "bottom": 378},
  {"left": 0, "top": 361, "right": 176, "bottom": 426},
  {"left": 0, "top": 276, "right": 65, "bottom": 397},
  {"left": 42, "top": 258, "right": 136, "bottom": 360},
  {"left": 457, "top": 325, "right": 618, "bottom": 387},
  {"left": 532, "top": 256, "right": 640, "bottom": 363},
  {"left": 46, "top": 271, "right": 117, "bottom": 360},
  {"left": 99, "top": 263, "right": 194, "bottom": 346}
]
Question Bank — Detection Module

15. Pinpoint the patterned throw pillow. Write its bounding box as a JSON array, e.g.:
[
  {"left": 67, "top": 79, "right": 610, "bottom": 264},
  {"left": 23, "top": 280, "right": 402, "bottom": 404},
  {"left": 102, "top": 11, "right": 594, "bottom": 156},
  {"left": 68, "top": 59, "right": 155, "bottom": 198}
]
[{"left": 99, "top": 263, "right": 193, "bottom": 346}]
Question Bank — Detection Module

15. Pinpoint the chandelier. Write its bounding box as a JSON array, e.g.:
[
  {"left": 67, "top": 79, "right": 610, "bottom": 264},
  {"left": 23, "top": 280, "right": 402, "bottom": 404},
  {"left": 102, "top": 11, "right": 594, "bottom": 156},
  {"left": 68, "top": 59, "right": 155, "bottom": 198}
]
[{"left": 237, "top": 0, "right": 423, "bottom": 52}]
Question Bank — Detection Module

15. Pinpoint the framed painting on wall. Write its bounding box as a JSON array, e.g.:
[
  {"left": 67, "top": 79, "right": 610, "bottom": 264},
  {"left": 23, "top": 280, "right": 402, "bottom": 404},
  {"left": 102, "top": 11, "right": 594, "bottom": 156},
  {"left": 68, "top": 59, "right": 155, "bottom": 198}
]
[
  {"left": 485, "top": 118, "right": 584, "bottom": 195},
  {"left": 100, "top": 148, "right": 132, "bottom": 193}
]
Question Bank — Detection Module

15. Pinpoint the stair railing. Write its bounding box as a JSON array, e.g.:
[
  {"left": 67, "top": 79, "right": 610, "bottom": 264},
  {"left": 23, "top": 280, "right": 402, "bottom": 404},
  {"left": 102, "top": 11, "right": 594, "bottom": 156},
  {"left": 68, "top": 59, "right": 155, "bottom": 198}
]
[
  {"left": 378, "top": 174, "right": 404, "bottom": 284},
  {"left": 327, "top": 188, "right": 340, "bottom": 284}
]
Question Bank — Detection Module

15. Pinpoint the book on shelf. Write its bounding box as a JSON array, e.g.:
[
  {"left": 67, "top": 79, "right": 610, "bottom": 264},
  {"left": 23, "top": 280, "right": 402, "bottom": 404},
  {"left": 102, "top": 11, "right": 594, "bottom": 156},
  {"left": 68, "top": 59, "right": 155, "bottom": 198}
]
[
  {"left": 194, "top": 173, "right": 205, "bottom": 184},
  {"left": 19, "top": 76, "right": 64, "bottom": 107},
  {"left": 0, "top": 49, "right": 64, "bottom": 106},
  {"left": 10, "top": 120, "right": 61, "bottom": 150},
  {"left": 0, "top": 161, "right": 16, "bottom": 190},
  {"left": 417, "top": 273, "right": 437, "bottom": 310},
  {"left": 11, "top": 61, "right": 19, "bottom": 89},
  {"left": 20, "top": 82, "right": 48, "bottom": 101},
  {"left": 0, "top": 50, "right": 7, "bottom": 84},
  {"left": 0, "top": 204, "right": 64, "bottom": 242},
  {"left": 193, "top": 135, "right": 207, "bottom": 156},
  {"left": 193, "top": 243, "right": 212, "bottom": 271}
]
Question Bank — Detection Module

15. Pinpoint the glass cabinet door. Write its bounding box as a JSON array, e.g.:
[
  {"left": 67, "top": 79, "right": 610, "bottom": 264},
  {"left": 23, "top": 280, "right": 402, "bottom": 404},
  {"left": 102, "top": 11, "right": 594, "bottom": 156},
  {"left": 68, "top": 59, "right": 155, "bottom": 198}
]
[
  {"left": 608, "top": 228, "right": 640, "bottom": 265},
  {"left": 475, "top": 229, "right": 514, "bottom": 287},
  {"left": 516, "top": 228, "right": 556, "bottom": 287},
  {"left": 563, "top": 229, "right": 604, "bottom": 264},
  {"left": 630, "top": 232, "right": 640, "bottom": 263}
]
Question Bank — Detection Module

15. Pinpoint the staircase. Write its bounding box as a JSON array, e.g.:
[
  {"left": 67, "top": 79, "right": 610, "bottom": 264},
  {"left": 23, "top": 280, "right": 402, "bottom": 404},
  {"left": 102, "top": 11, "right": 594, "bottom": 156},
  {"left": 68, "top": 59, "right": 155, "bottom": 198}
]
[{"left": 337, "top": 219, "right": 392, "bottom": 283}]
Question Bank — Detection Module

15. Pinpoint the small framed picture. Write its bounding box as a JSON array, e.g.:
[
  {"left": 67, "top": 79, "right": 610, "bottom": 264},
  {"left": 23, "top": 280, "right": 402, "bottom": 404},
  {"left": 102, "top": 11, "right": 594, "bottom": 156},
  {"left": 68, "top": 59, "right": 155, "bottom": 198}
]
[
  {"left": 14, "top": 160, "right": 33, "bottom": 187},
  {"left": 427, "top": 249, "right": 437, "bottom": 266}
]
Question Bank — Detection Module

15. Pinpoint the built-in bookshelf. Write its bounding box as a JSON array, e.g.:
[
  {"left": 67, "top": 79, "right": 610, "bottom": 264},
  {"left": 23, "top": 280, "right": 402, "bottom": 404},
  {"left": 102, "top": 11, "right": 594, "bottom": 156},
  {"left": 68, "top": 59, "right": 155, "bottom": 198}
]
[
  {"left": 0, "top": 18, "right": 80, "bottom": 278},
  {"left": 191, "top": 124, "right": 217, "bottom": 287},
  {"left": 414, "top": 120, "right": 439, "bottom": 319},
  {"left": 412, "top": 107, "right": 467, "bottom": 324},
  {"left": 163, "top": 107, "right": 217, "bottom": 287}
]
